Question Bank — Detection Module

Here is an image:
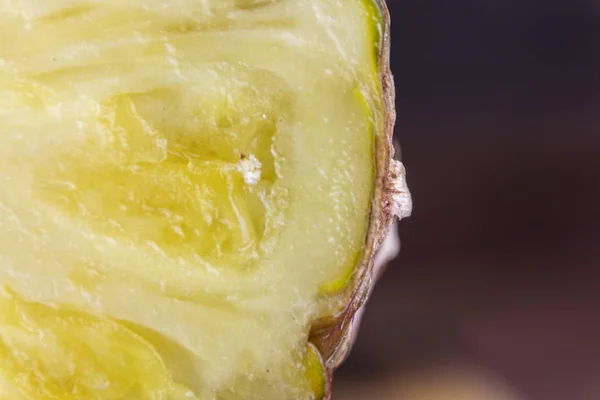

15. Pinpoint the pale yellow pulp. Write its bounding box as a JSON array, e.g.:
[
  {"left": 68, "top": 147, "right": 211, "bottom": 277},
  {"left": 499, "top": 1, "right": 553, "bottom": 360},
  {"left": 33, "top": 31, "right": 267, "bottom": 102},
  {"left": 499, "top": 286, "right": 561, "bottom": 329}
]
[{"left": 0, "top": 1, "right": 382, "bottom": 398}]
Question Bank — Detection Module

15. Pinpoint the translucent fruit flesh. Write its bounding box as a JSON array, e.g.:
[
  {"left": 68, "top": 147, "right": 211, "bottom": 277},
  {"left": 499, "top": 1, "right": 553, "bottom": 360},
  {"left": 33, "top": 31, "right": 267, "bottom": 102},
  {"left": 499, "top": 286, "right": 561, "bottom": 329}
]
[{"left": 0, "top": 0, "right": 383, "bottom": 398}]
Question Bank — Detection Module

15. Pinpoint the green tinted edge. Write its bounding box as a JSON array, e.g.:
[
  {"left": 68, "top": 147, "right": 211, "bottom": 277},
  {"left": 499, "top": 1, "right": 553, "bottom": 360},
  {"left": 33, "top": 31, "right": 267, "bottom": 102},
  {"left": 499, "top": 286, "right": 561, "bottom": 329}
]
[
  {"left": 318, "top": 85, "right": 374, "bottom": 294},
  {"left": 318, "top": 1, "right": 384, "bottom": 295},
  {"left": 362, "top": 0, "right": 384, "bottom": 66},
  {"left": 304, "top": 343, "right": 327, "bottom": 400}
]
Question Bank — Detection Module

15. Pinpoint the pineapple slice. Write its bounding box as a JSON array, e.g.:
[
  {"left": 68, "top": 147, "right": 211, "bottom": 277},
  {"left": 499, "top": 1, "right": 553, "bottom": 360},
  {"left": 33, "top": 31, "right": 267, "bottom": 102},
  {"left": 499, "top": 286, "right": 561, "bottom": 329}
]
[{"left": 0, "top": 0, "right": 410, "bottom": 399}]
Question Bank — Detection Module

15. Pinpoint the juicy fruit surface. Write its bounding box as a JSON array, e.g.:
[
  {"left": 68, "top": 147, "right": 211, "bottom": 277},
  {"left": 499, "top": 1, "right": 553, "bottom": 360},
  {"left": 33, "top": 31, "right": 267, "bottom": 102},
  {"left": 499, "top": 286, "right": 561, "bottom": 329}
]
[
  {"left": 0, "top": 288, "right": 189, "bottom": 399},
  {"left": 0, "top": 0, "right": 383, "bottom": 398}
]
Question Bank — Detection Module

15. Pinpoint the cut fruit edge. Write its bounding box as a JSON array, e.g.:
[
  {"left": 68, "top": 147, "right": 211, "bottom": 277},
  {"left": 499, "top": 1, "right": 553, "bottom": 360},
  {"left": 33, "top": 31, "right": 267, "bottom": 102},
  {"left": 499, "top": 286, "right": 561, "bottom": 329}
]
[
  {"left": 0, "top": 1, "right": 409, "bottom": 398},
  {"left": 308, "top": 1, "right": 412, "bottom": 398}
]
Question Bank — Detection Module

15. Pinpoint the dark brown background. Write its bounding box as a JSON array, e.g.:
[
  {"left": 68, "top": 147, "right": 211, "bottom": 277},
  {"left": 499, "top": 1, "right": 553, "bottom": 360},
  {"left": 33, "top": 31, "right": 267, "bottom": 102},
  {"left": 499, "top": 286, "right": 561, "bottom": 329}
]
[{"left": 336, "top": 1, "right": 600, "bottom": 399}]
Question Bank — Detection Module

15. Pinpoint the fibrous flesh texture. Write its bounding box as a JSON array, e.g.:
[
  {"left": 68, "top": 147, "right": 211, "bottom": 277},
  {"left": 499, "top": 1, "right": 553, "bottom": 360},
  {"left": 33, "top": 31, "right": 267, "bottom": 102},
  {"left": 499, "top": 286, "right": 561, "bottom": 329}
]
[{"left": 0, "top": 1, "right": 389, "bottom": 399}]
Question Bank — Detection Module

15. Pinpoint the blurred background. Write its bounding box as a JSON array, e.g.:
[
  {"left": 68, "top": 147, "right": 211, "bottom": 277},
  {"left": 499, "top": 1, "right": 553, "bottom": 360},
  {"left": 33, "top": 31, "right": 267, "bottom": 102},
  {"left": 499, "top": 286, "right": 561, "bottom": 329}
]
[{"left": 335, "top": 0, "right": 600, "bottom": 399}]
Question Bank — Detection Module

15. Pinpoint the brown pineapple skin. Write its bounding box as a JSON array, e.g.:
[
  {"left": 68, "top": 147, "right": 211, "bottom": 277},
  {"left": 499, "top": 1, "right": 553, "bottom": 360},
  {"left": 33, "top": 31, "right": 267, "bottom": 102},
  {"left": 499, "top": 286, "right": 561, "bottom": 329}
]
[{"left": 309, "top": 1, "right": 412, "bottom": 398}]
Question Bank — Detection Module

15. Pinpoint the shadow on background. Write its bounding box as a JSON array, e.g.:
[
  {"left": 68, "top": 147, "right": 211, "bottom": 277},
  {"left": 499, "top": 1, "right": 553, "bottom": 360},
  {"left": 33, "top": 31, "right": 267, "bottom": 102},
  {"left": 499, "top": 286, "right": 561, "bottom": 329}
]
[{"left": 335, "top": 1, "right": 600, "bottom": 399}]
